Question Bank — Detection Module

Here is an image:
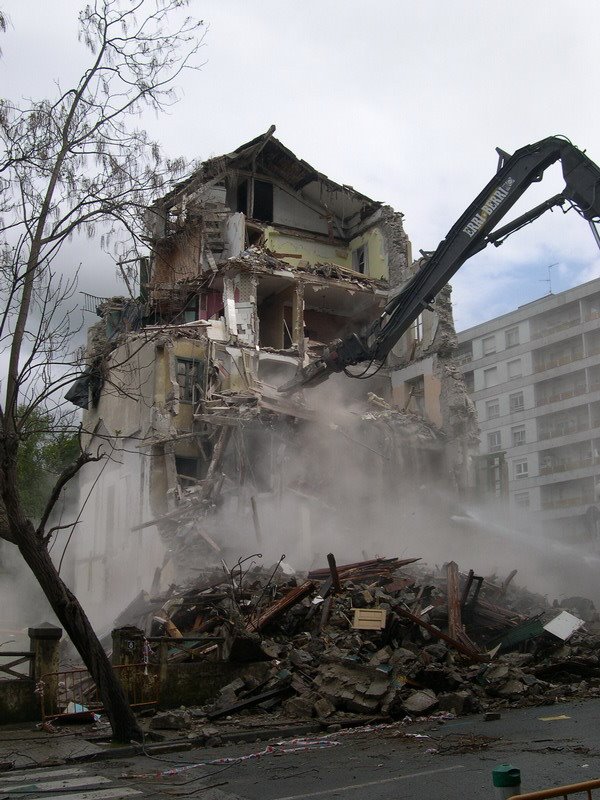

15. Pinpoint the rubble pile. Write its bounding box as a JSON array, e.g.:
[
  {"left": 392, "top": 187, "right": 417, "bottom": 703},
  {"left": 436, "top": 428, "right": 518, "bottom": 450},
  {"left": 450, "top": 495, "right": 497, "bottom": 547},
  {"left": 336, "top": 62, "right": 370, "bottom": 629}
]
[{"left": 117, "top": 554, "right": 600, "bottom": 724}]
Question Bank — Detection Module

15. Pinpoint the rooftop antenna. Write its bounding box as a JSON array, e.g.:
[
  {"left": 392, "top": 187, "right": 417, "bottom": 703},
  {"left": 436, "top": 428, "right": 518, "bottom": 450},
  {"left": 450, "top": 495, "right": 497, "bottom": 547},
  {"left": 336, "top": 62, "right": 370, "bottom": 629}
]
[{"left": 539, "top": 262, "right": 558, "bottom": 295}]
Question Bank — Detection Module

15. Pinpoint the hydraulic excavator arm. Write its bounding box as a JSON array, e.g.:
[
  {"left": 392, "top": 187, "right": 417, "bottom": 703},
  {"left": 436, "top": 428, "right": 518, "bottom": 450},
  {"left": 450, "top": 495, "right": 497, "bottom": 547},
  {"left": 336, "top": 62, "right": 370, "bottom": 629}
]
[{"left": 279, "top": 136, "right": 600, "bottom": 393}]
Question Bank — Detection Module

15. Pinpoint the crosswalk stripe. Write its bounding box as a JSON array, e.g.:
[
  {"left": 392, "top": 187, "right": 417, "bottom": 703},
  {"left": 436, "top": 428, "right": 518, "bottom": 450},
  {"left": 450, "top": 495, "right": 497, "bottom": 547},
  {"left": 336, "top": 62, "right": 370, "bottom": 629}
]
[
  {"left": 19, "top": 789, "right": 143, "bottom": 800},
  {"left": 1, "top": 774, "right": 112, "bottom": 792},
  {"left": 2, "top": 768, "right": 85, "bottom": 782}
]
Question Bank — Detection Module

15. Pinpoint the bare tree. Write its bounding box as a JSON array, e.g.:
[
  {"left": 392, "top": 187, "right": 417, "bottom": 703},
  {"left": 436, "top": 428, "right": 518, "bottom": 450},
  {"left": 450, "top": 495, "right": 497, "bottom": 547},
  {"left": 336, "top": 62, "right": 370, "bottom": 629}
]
[{"left": 0, "top": 0, "right": 204, "bottom": 742}]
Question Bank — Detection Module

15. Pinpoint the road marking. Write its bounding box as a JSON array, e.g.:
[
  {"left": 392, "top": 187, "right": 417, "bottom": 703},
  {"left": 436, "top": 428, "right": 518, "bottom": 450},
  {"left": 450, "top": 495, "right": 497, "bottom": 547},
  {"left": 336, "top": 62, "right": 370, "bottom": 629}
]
[
  {"left": 2, "top": 768, "right": 85, "bottom": 782},
  {"left": 271, "top": 764, "right": 466, "bottom": 799},
  {"left": 16, "top": 790, "right": 143, "bottom": 800},
  {"left": 1, "top": 774, "right": 112, "bottom": 792}
]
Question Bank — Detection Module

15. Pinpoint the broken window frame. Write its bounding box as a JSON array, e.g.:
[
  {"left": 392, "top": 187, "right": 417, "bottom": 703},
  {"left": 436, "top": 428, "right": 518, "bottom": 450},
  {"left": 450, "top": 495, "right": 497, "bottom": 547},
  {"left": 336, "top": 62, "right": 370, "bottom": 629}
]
[
  {"left": 411, "top": 313, "right": 424, "bottom": 344},
  {"left": 183, "top": 294, "right": 199, "bottom": 323},
  {"left": 176, "top": 357, "right": 204, "bottom": 404},
  {"left": 352, "top": 244, "right": 368, "bottom": 275}
]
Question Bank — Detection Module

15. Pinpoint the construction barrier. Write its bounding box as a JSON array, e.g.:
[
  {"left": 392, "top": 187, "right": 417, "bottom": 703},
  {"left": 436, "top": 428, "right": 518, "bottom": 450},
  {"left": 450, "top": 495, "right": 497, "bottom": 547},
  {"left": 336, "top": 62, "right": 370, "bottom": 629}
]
[{"left": 509, "top": 778, "right": 600, "bottom": 799}]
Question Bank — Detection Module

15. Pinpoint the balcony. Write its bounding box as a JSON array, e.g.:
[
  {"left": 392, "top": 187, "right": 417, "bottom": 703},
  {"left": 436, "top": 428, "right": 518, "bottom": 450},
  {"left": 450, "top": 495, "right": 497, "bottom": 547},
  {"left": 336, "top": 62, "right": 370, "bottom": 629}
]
[
  {"left": 539, "top": 456, "right": 599, "bottom": 476},
  {"left": 535, "top": 385, "right": 587, "bottom": 407},
  {"left": 455, "top": 352, "right": 473, "bottom": 366},
  {"left": 583, "top": 310, "right": 600, "bottom": 323},
  {"left": 541, "top": 494, "right": 595, "bottom": 510},
  {"left": 531, "top": 318, "right": 581, "bottom": 340},
  {"left": 538, "top": 420, "right": 589, "bottom": 441},
  {"left": 534, "top": 352, "right": 584, "bottom": 373}
]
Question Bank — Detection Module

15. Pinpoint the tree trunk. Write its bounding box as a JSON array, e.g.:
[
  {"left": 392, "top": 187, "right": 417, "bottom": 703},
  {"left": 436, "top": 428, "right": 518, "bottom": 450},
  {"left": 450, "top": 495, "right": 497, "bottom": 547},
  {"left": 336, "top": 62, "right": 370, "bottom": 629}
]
[{"left": 15, "top": 522, "right": 143, "bottom": 742}]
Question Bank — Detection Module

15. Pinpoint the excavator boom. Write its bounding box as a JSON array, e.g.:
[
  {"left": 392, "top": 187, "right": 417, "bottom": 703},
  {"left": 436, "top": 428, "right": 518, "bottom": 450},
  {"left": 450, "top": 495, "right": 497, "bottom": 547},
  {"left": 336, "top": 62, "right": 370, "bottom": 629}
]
[{"left": 279, "top": 136, "right": 600, "bottom": 393}]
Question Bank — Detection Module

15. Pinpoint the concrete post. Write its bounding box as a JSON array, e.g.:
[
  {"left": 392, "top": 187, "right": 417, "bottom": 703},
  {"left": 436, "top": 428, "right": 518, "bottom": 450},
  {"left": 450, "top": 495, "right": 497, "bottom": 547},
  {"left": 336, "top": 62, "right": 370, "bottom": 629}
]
[
  {"left": 28, "top": 622, "right": 62, "bottom": 717},
  {"left": 111, "top": 626, "right": 144, "bottom": 667}
]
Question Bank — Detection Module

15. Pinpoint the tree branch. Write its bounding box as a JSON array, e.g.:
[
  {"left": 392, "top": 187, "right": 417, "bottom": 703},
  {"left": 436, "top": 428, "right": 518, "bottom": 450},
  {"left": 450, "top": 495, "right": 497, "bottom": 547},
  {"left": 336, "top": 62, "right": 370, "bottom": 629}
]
[{"left": 36, "top": 449, "right": 103, "bottom": 537}]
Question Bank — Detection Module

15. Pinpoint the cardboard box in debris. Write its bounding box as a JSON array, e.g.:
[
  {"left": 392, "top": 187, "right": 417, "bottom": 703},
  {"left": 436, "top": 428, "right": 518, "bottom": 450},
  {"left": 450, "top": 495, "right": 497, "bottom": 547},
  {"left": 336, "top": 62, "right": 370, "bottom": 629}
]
[{"left": 115, "top": 554, "right": 600, "bottom": 725}]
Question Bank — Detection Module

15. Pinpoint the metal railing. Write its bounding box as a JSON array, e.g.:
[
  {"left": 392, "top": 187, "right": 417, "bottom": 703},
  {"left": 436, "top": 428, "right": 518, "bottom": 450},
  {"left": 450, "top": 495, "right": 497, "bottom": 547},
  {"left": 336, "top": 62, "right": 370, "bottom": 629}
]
[
  {"left": 536, "top": 386, "right": 588, "bottom": 406},
  {"left": 539, "top": 456, "right": 599, "bottom": 476},
  {"left": 40, "top": 662, "right": 159, "bottom": 720},
  {"left": 534, "top": 352, "right": 584, "bottom": 373},
  {"left": 0, "top": 651, "right": 34, "bottom": 681},
  {"left": 531, "top": 317, "right": 581, "bottom": 339},
  {"left": 538, "top": 421, "right": 590, "bottom": 441},
  {"left": 541, "top": 494, "right": 595, "bottom": 511}
]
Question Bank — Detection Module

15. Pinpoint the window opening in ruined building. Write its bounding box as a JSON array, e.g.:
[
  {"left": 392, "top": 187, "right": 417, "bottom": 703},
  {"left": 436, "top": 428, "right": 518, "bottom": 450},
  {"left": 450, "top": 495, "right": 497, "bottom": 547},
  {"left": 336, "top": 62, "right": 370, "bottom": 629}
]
[
  {"left": 482, "top": 335, "right": 496, "bottom": 356},
  {"left": 411, "top": 313, "right": 424, "bottom": 343},
  {"left": 238, "top": 178, "right": 274, "bottom": 222},
  {"left": 352, "top": 244, "right": 368, "bottom": 275},
  {"left": 486, "top": 398, "right": 500, "bottom": 420},
  {"left": 176, "top": 358, "right": 203, "bottom": 404},
  {"left": 253, "top": 179, "right": 274, "bottom": 222},
  {"left": 514, "top": 490, "right": 530, "bottom": 508},
  {"left": 483, "top": 366, "right": 498, "bottom": 388},
  {"left": 463, "top": 370, "right": 474, "bottom": 392},
  {"left": 488, "top": 430, "right": 502, "bottom": 452},
  {"left": 405, "top": 375, "right": 425, "bottom": 416},
  {"left": 512, "top": 424, "right": 526, "bottom": 447},
  {"left": 514, "top": 458, "right": 529, "bottom": 479},
  {"left": 236, "top": 180, "right": 248, "bottom": 214},
  {"left": 509, "top": 391, "right": 524, "bottom": 413},
  {"left": 505, "top": 327, "right": 520, "bottom": 348},
  {"left": 183, "top": 295, "right": 198, "bottom": 323},
  {"left": 175, "top": 455, "right": 200, "bottom": 484}
]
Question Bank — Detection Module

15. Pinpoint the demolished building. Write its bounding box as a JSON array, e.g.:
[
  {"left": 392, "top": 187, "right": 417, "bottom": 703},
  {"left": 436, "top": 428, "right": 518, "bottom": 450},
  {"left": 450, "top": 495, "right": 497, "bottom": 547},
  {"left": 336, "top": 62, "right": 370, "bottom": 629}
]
[{"left": 66, "top": 127, "right": 477, "bottom": 625}]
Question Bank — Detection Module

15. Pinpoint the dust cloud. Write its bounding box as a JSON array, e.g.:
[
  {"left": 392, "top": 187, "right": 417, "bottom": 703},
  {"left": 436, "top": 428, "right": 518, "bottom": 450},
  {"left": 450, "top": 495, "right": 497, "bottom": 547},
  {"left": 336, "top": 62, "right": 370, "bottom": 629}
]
[{"left": 4, "top": 373, "right": 597, "bottom": 638}]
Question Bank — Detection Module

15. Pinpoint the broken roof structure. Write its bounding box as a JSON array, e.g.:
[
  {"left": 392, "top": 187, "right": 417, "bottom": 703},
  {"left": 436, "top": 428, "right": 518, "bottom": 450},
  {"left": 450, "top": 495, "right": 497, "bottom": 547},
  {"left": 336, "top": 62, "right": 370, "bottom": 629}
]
[{"left": 65, "top": 127, "right": 476, "bottom": 627}]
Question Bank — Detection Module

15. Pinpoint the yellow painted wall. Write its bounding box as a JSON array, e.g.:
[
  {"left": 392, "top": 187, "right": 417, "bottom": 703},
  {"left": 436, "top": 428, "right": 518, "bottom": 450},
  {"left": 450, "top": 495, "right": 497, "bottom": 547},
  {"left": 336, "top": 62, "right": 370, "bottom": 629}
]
[{"left": 264, "top": 226, "right": 388, "bottom": 281}]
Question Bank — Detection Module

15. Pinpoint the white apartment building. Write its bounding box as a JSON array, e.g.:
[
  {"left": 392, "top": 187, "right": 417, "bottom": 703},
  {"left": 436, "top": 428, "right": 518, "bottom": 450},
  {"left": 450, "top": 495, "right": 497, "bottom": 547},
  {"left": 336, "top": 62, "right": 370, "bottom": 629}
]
[{"left": 457, "top": 277, "right": 600, "bottom": 541}]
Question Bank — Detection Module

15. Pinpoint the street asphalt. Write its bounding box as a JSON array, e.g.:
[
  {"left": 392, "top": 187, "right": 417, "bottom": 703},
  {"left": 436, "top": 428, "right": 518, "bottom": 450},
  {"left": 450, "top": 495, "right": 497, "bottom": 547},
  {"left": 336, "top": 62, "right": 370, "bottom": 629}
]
[{"left": 1, "top": 698, "right": 600, "bottom": 799}]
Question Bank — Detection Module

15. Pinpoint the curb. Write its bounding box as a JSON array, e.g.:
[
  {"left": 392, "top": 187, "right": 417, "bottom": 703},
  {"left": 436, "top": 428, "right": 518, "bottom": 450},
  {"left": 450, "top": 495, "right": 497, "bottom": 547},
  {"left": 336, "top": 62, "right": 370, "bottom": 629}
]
[{"left": 1, "top": 715, "right": 390, "bottom": 770}]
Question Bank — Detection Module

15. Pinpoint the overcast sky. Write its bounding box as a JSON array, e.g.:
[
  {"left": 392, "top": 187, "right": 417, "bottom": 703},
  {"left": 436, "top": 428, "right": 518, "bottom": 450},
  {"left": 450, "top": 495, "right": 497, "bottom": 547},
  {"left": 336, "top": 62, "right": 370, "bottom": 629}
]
[{"left": 3, "top": 0, "right": 600, "bottom": 332}]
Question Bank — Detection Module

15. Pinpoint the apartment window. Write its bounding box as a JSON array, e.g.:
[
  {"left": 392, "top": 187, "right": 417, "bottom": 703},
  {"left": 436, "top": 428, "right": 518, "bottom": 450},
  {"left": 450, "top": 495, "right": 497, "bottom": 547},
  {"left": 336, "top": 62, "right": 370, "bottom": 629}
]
[
  {"left": 411, "top": 313, "right": 424, "bottom": 343},
  {"left": 512, "top": 424, "right": 526, "bottom": 447},
  {"left": 482, "top": 335, "right": 496, "bottom": 356},
  {"left": 509, "top": 391, "right": 524, "bottom": 413},
  {"left": 514, "top": 490, "right": 530, "bottom": 508},
  {"left": 484, "top": 366, "right": 498, "bottom": 388},
  {"left": 176, "top": 358, "right": 203, "bottom": 404},
  {"left": 507, "top": 358, "right": 523, "bottom": 379},
  {"left": 505, "top": 327, "right": 520, "bottom": 348},
  {"left": 486, "top": 398, "right": 500, "bottom": 420},
  {"left": 514, "top": 458, "right": 529, "bottom": 479},
  {"left": 352, "top": 244, "right": 368, "bottom": 275},
  {"left": 488, "top": 431, "right": 502, "bottom": 452}
]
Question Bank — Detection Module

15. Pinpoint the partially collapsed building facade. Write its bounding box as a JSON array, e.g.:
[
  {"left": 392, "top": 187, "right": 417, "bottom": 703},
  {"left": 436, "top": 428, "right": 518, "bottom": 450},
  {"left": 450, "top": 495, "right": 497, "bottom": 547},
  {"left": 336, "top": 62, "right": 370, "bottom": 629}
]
[{"left": 67, "top": 129, "right": 477, "bottom": 625}]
